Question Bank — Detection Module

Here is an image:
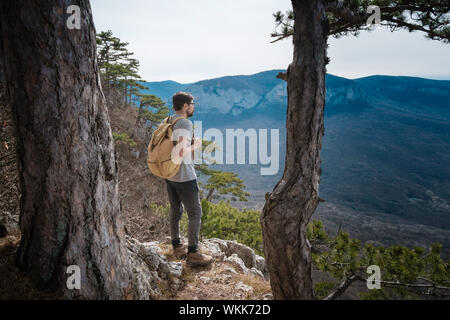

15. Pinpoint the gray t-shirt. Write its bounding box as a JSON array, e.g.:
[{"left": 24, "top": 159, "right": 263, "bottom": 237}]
[{"left": 166, "top": 114, "right": 197, "bottom": 182}]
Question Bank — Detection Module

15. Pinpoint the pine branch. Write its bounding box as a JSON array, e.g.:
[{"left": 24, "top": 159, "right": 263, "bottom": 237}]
[
  {"left": 270, "top": 32, "right": 293, "bottom": 43},
  {"left": 354, "top": 275, "right": 450, "bottom": 297},
  {"left": 323, "top": 273, "right": 358, "bottom": 300},
  {"left": 272, "top": 1, "right": 450, "bottom": 41},
  {"left": 381, "top": 16, "right": 450, "bottom": 42}
]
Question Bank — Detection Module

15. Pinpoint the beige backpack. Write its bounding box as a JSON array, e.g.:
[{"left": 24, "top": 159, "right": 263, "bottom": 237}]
[{"left": 147, "top": 116, "right": 184, "bottom": 179}]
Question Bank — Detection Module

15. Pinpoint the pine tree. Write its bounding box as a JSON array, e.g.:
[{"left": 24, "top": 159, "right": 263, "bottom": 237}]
[
  {"left": 194, "top": 140, "right": 250, "bottom": 202},
  {"left": 262, "top": 0, "right": 450, "bottom": 300},
  {"left": 202, "top": 170, "right": 250, "bottom": 202},
  {"left": 135, "top": 94, "right": 169, "bottom": 131},
  {"left": 117, "top": 57, "right": 142, "bottom": 105},
  {"left": 0, "top": 0, "right": 157, "bottom": 299},
  {"left": 96, "top": 31, "right": 167, "bottom": 113},
  {"left": 308, "top": 221, "right": 450, "bottom": 299},
  {"left": 96, "top": 30, "right": 132, "bottom": 93}
]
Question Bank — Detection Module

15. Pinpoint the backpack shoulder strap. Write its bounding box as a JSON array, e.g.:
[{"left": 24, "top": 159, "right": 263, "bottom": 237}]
[
  {"left": 165, "top": 115, "right": 184, "bottom": 126},
  {"left": 171, "top": 117, "right": 184, "bottom": 125}
]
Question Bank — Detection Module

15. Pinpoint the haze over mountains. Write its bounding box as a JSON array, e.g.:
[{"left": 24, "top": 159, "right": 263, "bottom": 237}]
[{"left": 141, "top": 70, "right": 450, "bottom": 255}]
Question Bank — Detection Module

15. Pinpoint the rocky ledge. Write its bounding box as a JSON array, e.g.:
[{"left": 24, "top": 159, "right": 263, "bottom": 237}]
[{"left": 126, "top": 236, "right": 272, "bottom": 300}]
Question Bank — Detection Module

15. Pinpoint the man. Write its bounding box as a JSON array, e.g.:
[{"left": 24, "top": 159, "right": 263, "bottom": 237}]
[{"left": 165, "top": 91, "right": 213, "bottom": 267}]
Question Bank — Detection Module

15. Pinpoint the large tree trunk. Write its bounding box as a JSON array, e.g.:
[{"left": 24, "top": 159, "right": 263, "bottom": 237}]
[
  {"left": 0, "top": 0, "right": 134, "bottom": 299},
  {"left": 261, "top": 0, "right": 328, "bottom": 299}
]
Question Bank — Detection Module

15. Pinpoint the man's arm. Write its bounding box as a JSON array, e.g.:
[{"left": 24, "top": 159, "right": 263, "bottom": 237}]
[{"left": 175, "top": 135, "right": 201, "bottom": 158}]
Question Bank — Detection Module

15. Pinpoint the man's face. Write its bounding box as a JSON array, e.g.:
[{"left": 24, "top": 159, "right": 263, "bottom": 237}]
[{"left": 185, "top": 100, "right": 195, "bottom": 118}]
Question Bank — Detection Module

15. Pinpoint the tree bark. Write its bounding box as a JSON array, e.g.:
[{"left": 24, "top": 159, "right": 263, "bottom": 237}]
[
  {"left": 0, "top": 0, "right": 135, "bottom": 299},
  {"left": 124, "top": 78, "right": 128, "bottom": 106},
  {"left": 260, "top": 0, "right": 328, "bottom": 299},
  {"left": 324, "top": 274, "right": 357, "bottom": 300},
  {"left": 206, "top": 189, "right": 215, "bottom": 202},
  {"left": 136, "top": 101, "right": 144, "bottom": 125}
]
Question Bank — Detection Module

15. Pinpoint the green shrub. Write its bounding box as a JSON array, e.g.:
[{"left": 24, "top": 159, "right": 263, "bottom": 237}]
[
  {"left": 199, "top": 199, "right": 263, "bottom": 256},
  {"left": 314, "top": 281, "right": 336, "bottom": 299},
  {"left": 150, "top": 199, "right": 263, "bottom": 256},
  {"left": 112, "top": 132, "right": 136, "bottom": 146}
]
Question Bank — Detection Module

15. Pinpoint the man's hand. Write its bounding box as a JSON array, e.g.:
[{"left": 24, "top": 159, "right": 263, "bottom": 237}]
[
  {"left": 191, "top": 137, "right": 202, "bottom": 160},
  {"left": 176, "top": 136, "right": 201, "bottom": 158},
  {"left": 177, "top": 136, "right": 187, "bottom": 158},
  {"left": 192, "top": 137, "right": 202, "bottom": 150}
]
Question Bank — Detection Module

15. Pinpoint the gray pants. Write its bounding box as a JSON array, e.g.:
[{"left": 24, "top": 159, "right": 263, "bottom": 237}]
[{"left": 165, "top": 179, "right": 202, "bottom": 250}]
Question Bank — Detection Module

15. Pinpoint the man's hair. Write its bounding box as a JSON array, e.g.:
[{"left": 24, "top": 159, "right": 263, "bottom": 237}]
[{"left": 172, "top": 92, "right": 194, "bottom": 111}]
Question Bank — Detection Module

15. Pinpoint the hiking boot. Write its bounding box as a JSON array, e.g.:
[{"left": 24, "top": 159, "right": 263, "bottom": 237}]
[
  {"left": 186, "top": 251, "right": 214, "bottom": 267},
  {"left": 173, "top": 244, "right": 187, "bottom": 259}
]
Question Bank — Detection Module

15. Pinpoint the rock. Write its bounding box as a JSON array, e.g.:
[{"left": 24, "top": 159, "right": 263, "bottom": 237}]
[
  {"left": 139, "top": 243, "right": 162, "bottom": 270},
  {"left": 221, "top": 265, "right": 238, "bottom": 275},
  {"left": 204, "top": 238, "right": 269, "bottom": 279},
  {"left": 201, "top": 240, "right": 225, "bottom": 261},
  {"left": 168, "top": 261, "right": 183, "bottom": 278},
  {"left": 235, "top": 281, "right": 254, "bottom": 295},
  {"left": 248, "top": 267, "right": 265, "bottom": 279},
  {"left": 216, "top": 274, "right": 232, "bottom": 284},
  {"left": 125, "top": 236, "right": 186, "bottom": 299},
  {"left": 0, "top": 211, "right": 19, "bottom": 237},
  {"left": 206, "top": 238, "right": 229, "bottom": 254},
  {"left": 0, "top": 223, "right": 7, "bottom": 238},
  {"left": 125, "top": 235, "right": 271, "bottom": 299},
  {"left": 145, "top": 241, "right": 160, "bottom": 248},
  {"left": 130, "top": 149, "right": 139, "bottom": 159},
  {"left": 170, "top": 277, "right": 183, "bottom": 291},
  {"left": 206, "top": 238, "right": 267, "bottom": 275},
  {"left": 135, "top": 240, "right": 184, "bottom": 281},
  {"left": 157, "top": 260, "right": 170, "bottom": 279},
  {"left": 263, "top": 293, "right": 273, "bottom": 300},
  {"left": 223, "top": 254, "right": 248, "bottom": 273},
  {"left": 163, "top": 236, "right": 173, "bottom": 245},
  {"left": 226, "top": 241, "right": 256, "bottom": 269},
  {"left": 255, "top": 255, "right": 269, "bottom": 279},
  {"left": 199, "top": 276, "right": 211, "bottom": 284},
  {"left": 126, "top": 244, "right": 164, "bottom": 300},
  {"left": 134, "top": 127, "right": 148, "bottom": 140},
  {"left": 207, "top": 238, "right": 256, "bottom": 268},
  {"left": 255, "top": 255, "right": 266, "bottom": 271},
  {"left": 185, "top": 85, "right": 261, "bottom": 116}
]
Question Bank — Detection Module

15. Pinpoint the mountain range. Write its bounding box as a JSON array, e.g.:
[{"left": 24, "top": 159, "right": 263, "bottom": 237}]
[{"left": 140, "top": 70, "right": 450, "bottom": 255}]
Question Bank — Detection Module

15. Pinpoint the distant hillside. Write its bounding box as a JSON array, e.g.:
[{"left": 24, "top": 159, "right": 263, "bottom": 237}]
[{"left": 141, "top": 70, "right": 450, "bottom": 256}]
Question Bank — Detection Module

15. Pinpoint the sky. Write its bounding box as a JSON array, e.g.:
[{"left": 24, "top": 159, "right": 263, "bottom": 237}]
[{"left": 91, "top": 0, "right": 450, "bottom": 83}]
